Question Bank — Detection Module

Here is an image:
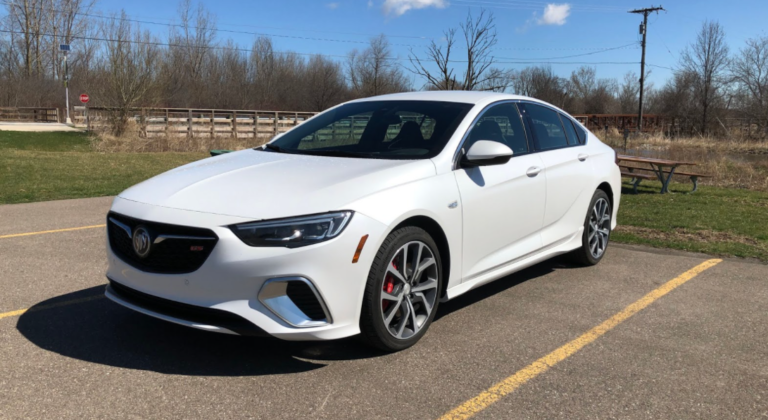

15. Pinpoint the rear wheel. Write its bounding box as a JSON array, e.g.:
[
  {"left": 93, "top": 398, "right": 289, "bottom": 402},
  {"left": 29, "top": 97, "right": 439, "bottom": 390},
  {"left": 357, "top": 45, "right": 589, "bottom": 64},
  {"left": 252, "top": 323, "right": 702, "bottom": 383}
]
[
  {"left": 570, "top": 190, "right": 612, "bottom": 266},
  {"left": 360, "top": 226, "right": 442, "bottom": 352}
]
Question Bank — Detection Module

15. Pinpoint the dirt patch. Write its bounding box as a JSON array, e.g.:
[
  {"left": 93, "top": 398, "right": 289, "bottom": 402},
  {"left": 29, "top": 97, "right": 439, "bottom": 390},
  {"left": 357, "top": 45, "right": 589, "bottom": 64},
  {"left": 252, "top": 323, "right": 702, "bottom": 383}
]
[{"left": 615, "top": 225, "right": 765, "bottom": 248}]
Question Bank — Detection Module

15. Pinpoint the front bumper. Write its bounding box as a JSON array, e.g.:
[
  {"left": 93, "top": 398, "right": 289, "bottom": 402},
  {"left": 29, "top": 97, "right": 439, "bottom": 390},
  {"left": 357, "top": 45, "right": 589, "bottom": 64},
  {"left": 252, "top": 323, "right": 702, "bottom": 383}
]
[{"left": 105, "top": 197, "right": 388, "bottom": 341}]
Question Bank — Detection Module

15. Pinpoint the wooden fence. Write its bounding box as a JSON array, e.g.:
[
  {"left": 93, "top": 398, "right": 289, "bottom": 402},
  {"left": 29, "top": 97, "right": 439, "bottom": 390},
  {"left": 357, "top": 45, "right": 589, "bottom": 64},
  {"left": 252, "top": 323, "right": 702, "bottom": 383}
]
[
  {"left": 0, "top": 107, "right": 59, "bottom": 123},
  {"left": 74, "top": 107, "right": 318, "bottom": 139},
  {"left": 572, "top": 114, "right": 666, "bottom": 133},
  {"left": 573, "top": 113, "right": 766, "bottom": 138}
]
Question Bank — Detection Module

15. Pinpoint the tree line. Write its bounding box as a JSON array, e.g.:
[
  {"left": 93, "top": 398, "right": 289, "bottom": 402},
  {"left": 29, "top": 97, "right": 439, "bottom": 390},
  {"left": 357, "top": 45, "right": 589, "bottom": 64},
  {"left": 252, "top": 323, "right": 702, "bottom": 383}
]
[{"left": 1, "top": 0, "right": 766, "bottom": 137}]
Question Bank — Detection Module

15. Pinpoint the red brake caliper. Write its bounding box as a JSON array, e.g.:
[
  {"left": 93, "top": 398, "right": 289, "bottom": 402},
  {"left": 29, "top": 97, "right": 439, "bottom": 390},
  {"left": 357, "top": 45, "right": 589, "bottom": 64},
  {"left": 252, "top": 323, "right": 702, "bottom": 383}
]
[{"left": 382, "top": 261, "right": 397, "bottom": 311}]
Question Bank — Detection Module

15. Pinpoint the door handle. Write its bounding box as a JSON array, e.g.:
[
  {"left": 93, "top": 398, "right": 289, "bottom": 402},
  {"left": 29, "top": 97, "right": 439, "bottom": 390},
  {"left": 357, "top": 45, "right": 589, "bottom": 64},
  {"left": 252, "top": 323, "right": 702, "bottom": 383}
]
[
  {"left": 526, "top": 166, "right": 541, "bottom": 177},
  {"left": 578, "top": 153, "right": 589, "bottom": 162}
]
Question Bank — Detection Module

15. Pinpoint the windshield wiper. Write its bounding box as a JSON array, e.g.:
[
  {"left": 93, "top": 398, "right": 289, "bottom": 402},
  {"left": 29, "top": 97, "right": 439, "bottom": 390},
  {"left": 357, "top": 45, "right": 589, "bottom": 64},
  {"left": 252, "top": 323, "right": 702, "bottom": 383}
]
[
  {"left": 299, "top": 149, "right": 378, "bottom": 158},
  {"left": 259, "top": 144, "right": 376, "bottom": 159},
  {"left": 260, "top": 143, "right": 287, "bottom": 153}
]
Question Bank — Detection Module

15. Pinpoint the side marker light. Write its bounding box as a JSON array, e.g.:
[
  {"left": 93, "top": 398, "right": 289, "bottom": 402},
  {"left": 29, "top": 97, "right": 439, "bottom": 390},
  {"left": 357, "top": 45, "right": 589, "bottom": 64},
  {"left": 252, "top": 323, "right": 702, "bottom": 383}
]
[{"left": 352, "top": 235, "right": 369, "bottom": 263}]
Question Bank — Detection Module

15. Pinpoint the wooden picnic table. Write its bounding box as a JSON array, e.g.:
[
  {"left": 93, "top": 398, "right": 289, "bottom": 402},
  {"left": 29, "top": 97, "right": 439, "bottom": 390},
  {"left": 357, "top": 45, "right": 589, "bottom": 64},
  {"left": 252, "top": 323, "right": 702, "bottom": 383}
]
[{"left": 617, "top": 154, "right": 698, "bottom": 194}]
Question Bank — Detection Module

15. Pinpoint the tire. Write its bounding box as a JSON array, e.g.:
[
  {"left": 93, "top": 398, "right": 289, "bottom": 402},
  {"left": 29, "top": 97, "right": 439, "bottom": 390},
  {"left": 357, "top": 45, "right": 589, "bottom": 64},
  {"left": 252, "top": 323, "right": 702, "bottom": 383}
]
[
  {"left": 569, "top": 189, "right": 612, "bottom": 266},
  {"left": 360, "top": 226, "right": 442, "bottom": 352}
]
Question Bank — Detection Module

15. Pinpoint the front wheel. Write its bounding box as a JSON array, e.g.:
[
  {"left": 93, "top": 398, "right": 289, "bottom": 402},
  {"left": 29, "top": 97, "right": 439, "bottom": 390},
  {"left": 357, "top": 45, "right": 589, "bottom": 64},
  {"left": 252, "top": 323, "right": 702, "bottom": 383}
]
[
  {"left": 570, "top": 189, "right": 612, "bottom": 266},
  {"left": 360, "top": 226, "right": 442, "bottom": 352}
]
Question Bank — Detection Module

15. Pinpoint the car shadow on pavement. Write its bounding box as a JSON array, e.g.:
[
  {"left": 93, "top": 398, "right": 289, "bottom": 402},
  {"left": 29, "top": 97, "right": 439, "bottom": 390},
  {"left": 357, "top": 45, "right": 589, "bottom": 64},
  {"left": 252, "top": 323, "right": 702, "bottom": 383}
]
[
  {"left": 16, "top": 286, "right": 386, "bottom": 377},
  {"left": 16, "top": 258, "right": 575, "bottom": 376},
  {"left": 435, "top": 257, "right": 570, "bottom": 321}
]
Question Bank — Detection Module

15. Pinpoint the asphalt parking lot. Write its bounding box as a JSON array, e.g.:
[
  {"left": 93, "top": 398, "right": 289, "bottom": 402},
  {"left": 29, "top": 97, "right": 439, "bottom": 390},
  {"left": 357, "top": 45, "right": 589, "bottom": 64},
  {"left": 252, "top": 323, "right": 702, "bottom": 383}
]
[{"left": 1, "top": 197, "right": 767, "bottom": 419}]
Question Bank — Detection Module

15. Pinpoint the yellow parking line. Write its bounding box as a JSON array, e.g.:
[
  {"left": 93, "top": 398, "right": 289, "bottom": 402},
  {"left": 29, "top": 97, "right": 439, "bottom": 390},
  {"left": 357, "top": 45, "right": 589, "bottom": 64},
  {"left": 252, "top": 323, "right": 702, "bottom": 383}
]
[
  {"left": 438, "top": 258, "right": 723, "bottom": 420},
  {"left": 0, "top": 224, "right": 106, "bottom": 239},
  {"left": 0, "top": 295, "right": 104, "bottom": 320}
]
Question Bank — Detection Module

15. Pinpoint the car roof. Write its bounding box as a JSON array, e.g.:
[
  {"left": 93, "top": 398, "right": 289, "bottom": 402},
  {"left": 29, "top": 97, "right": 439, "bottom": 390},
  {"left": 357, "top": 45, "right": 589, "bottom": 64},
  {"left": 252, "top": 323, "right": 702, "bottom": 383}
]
[{"left": 351, "top": 91, "right": 532, "bottom": 105}]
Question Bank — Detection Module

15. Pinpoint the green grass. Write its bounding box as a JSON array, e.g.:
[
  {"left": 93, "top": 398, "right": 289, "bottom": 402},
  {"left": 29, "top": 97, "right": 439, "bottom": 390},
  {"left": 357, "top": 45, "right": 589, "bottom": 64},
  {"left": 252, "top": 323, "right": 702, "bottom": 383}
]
[
  {"left": 0, "top": 131, "right": 206, "bottom": 204},
  {"left": 614, "top": 181, "right": 768, "bottom": 261},
  {"left": 1, "top": 131, "right": 766, "bottom": 261},
  {"left": 0, "top": 131, "right": 92, "bottom": 152}
]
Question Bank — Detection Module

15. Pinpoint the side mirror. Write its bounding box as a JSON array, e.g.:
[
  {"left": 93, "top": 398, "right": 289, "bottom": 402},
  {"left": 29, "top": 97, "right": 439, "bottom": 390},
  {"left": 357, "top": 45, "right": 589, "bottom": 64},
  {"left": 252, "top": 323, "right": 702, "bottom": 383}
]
[{"left": 461, "top": 140, "right": 513, "bottom": 167}]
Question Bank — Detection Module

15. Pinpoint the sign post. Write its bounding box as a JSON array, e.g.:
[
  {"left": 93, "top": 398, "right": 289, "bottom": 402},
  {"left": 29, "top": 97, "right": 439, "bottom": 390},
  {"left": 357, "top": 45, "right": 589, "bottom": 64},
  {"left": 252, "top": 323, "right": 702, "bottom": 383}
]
[
  {"left": 80, "top": 94, "right": 90, "bottom": 130},
  {"left": 60, "top": 44, "right": 71, "bottom": 124}
]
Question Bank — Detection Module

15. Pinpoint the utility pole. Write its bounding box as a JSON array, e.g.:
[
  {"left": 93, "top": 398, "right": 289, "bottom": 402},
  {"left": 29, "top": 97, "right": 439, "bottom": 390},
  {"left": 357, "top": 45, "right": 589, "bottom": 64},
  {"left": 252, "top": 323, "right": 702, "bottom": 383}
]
[{"left": 629, "top": 5, "right": 664, "bottom": 133}]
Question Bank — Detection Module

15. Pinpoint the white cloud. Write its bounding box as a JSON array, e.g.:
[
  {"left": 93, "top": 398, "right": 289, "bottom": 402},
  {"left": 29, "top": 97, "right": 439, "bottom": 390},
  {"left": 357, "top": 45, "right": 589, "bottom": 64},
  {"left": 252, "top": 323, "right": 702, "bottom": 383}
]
[
  {"left": 382, "top": 0, "right": 447, "bottom": 17},
  {"left": 536, "top": 3, "right": 570, "bottom": 26},
  {"left": 367, "top": 0, "right": 374, "bottom": 8},
  {"left": 326, "top": 2, "right": 340, "bottom": 9}
]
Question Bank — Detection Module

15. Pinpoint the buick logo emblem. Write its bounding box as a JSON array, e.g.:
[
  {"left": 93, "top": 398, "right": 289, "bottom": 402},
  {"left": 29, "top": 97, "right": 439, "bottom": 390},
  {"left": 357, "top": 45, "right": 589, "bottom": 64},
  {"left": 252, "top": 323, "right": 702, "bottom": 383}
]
[{"left": 132, "top": 226, "right": 152, "bottom": 258}]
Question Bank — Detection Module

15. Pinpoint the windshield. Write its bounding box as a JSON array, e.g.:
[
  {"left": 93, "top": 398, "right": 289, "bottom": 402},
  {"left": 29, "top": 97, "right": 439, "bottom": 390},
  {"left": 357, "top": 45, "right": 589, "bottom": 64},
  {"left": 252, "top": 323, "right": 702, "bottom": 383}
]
[{"left": 265, "top": 100, "right": 473, "bottom": 160}]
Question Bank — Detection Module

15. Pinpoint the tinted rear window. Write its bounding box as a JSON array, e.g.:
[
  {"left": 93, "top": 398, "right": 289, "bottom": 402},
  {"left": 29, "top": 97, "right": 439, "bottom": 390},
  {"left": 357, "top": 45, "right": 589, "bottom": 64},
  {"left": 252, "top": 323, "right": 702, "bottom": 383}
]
[
  {"left": 560, "top": 114, "right": 581, "bottom": 146},
  {"left": 520, "top": 104, "right": 569, "bottom": 151}
]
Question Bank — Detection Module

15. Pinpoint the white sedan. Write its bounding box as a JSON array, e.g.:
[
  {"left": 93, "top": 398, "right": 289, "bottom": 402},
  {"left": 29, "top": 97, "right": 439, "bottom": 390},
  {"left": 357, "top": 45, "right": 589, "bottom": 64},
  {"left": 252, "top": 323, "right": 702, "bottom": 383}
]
[{"left": 105, "top": 91, "right": 621, "bottom": 351}]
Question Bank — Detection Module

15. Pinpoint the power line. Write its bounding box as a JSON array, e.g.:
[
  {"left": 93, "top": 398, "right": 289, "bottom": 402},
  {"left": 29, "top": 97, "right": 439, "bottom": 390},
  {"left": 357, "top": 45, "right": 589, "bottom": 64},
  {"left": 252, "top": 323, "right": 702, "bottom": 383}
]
[
  {"left": 494, "top": 44, "right": 639, "bottom": 51},
  {"left": 493, "top": 60, "right": 639, "bottom": 65},
  {"left": 451, "top": 0, "right": 628, "bottom": 12},
  {"left": 0, "top": 28, "right": 645, "bottom": 68},
  {"left": 85, "top": 12, "right": 419, "bottom": 47},
  {"left": 494, "top": 43, "right": 639, "bottom": 60},
  {"left": 0, "top": 0, "right": 642, "bottom": 54},
  {"left": 0, "top": 28, "right": 352, "bottom": 60},
  {"left": 0, "top": 0, "right": 432, "bottom": 41},
  {"left": 0, "top": 0, "right": 421, "bottom": 47},
  {"left": 646, "top": 63, "right": 674, "bottom": 71},
  {"left": 0, "top": 0, "right": 652, "bottom": 57},
  {"left": 0, "top": 2, "right": 643, "bottom": 60}
]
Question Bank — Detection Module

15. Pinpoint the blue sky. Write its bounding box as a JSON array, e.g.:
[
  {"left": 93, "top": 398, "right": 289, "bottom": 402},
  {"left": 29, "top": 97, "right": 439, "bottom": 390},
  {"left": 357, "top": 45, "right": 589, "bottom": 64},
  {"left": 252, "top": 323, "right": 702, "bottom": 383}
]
[{"left": 96, "top": 0, "right": 768, "bottom": 89}]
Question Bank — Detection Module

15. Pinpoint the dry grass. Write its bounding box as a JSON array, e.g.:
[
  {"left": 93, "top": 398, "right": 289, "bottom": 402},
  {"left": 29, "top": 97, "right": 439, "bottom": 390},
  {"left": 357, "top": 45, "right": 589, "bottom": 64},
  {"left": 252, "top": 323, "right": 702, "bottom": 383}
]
[
  {"left": 615, "top": 225, "right": 765, "bottom": 249},
  {"left": 91, "top": 125, "right": 768, "bottom": 191},
  {"left": 601, "top": 131, "right": 768, "bottom": 192}
]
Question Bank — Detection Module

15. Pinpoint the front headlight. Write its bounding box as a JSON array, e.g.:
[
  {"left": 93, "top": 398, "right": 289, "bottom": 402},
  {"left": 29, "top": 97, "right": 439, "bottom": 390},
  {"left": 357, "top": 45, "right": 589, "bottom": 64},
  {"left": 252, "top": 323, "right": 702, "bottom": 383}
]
[{"left": 230, "top": 211, "right": 353, "bottom": 248}]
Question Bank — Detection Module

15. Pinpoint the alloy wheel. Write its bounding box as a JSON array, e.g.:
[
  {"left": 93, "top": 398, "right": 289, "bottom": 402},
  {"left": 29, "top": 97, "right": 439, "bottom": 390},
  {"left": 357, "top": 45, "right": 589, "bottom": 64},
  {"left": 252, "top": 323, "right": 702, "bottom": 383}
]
[
  {"left": 380, "top": 241, "right": 439, "bottom": 340},
  {"left": 588, "top": 197, "right": 611, "bottom": 259}
]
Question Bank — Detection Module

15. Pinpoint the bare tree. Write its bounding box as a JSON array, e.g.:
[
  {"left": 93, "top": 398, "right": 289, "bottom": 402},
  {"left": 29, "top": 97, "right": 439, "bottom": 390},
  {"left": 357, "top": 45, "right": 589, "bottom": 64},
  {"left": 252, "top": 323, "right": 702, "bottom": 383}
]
[
  {"left": 513, "top": 66, "right": 569, "bottom": 107},
  {"left": 95, "top": 12, "right": 160, "bottom": 136},
  {"left": 47, "top": 0, "right": 97, "bottom": 79},
  {"left": 408, "top": 27, "right": 458, "bottom": 90},
  {"left": 680, "top": 20, "right": 730, "bottom": 134},
  {"left": 618, "top": 71, "right": 639, "bottom": 114},
  {"left": 569, "top": 66, "right": 596, "bottom": 113},
  {"left": 305, "top": 55, "right": 346, "bottom": 110},
  {"left": 476, "top": 67, "right": 514, "bottom": 92},
  {"left": 5, "top": 0, "right": 45, "bottom": 76},
  {"left": 731, "top": 36, "right": 768, "bottom": 133},
  {"left": 347, "top": 35, "right": 409, "bottom": 97},
  {"left": 209, "top": 40, "right": 249, "bottom": 109},
  {"left": 409, "top": 9, "right": 505, "bottom": 91},
  {"left": 460, "top": 9, "right": 498, "bottom": 90},
  {"left": 164, "top": 0, "right": 217, "bottom": 107}
]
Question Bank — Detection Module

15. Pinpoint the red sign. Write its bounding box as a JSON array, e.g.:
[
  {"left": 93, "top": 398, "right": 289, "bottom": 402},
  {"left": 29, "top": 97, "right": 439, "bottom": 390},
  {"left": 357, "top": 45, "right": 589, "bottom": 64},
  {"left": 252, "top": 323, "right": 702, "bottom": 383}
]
[{"left": 79, "top": 94, "right": 89, "bottom": 103}]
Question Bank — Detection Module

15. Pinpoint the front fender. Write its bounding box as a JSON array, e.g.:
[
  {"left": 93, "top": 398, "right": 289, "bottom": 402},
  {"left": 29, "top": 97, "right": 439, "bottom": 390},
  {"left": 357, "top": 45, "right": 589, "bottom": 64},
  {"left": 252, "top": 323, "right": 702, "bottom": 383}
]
[{"left": 346, "top": 172, "right": 463, "bottom": 291}]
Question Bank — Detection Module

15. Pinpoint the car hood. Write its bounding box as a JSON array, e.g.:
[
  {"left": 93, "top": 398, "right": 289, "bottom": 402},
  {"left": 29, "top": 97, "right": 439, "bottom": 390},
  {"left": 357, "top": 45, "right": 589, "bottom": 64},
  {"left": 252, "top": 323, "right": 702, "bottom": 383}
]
[{"left": 118, "top": 149, "right": 436, "bottom": 220}]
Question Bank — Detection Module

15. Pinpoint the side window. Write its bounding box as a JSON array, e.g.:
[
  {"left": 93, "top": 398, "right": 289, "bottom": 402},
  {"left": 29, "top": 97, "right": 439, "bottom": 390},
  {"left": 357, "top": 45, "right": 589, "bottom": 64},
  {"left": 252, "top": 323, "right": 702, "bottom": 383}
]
[
  {"left": 559, "top": 114, "right": 581, "bottom": 146},
  {"left": 574, "top": 121, "right": 587, "bottom": 144},
  {"left": 465, "top": 103, "right": 529, "bottom": 155},
  {"left": 520, "top": 104, "right": 569, "bottom": 151}
]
